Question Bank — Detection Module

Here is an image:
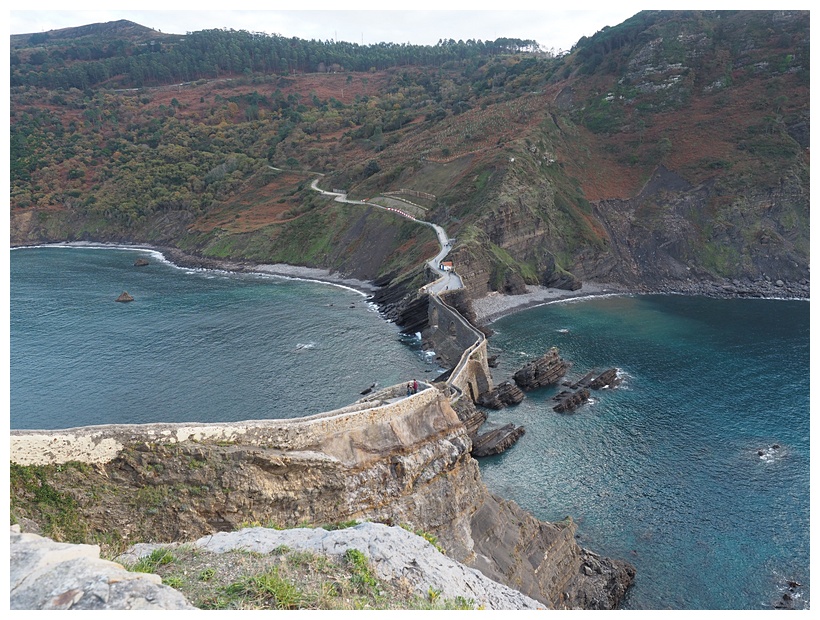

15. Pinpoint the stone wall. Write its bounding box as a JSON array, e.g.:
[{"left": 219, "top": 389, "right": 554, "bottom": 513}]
[
  {"left": 10, "top": 263, "right": 633, "bottom": 610},
  {"left": 10, "top": 383, "right": 633, "bottom": 609},
  {"left": 423, "top": 294, "right": 493, "bottom": 402},
  {"left": 10, "top": 385, "right": 443, "bottom": 467}
]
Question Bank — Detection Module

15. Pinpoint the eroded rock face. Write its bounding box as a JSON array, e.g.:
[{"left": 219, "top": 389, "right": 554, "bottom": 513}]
[
  {"left": 471, "top": 423, "right": 525, "bottom": 457},
  {"left": 9, "top": 526, "right": 194, "bottom": 610},
  {"left": 477, "top": 381, "right": 525, "bottom": 409},
  {"left": 553, "top": 388, "right": 590, "bottom": 413},
  {"left": 513, "top": 347, "right": 571, "bottom": 391},
  {"left": 10, "top": 391, "right": 634, "bottom": 609}
]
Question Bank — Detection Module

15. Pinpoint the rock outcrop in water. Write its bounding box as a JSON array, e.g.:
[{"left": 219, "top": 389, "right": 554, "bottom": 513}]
[
  {"left": 476, "top": 381, "right": 525, "bottom": 409},
  {"left": 471, "top": 423, "right": 526, "bottom": 457},
  {"left": 513, "top": 347, "right": 570, "bottom": 391},
  {"left": 553, "top": 389, "right": 591, "bottom": 413},
  {"left": 114, "top": 291, "right": 134, "bottom": 302}
]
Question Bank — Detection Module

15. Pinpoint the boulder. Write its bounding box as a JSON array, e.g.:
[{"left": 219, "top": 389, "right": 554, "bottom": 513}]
[
  {"left": 114, "top": 291, "right": 134, "bottom": 303},
  {"left": 471, "top": 423, "right": 526, "bottom": 457},
  {"left": 134, "top": 258, "right": 150, "bottom": 267},
  {"left": 477, "top": 381, "right": 525, "bottom": 409},
  {"left": 10, "top": 526, "right": 194, "bottom": 610},
  {"left": 588, "top": 369, "right": 620, "bottom": 390},
  {"left": 553, "top": 389, "right": 590, "bottom": 413},
  {"left": 513, "top": 347, "right": 570, "bottom": 391},
  {"left": 450, "top": 397, "right": 488, "bottom": 438}
]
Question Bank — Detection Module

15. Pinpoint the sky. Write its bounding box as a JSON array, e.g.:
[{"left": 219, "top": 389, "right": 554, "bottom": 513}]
[{"left": 9, "top": 3, "right": 655, "bottom": 55}]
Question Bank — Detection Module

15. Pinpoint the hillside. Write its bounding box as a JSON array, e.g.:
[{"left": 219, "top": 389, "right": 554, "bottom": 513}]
[{"left": 10, "top": 10, "right": 810, "bottom": 309}]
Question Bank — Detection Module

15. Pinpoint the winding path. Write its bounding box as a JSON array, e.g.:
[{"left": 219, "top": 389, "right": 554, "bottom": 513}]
[{"left": 309, "top": 178, "right": 462, "bottom": 293}]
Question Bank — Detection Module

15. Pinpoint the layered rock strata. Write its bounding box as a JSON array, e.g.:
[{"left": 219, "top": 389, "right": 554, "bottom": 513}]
[
  {"left": 470, "top": 423, "right": 526, "bottom": 457},
  {"left": 477, "top": 381, "right": 525, "bottom": 409},
  {"left": 11, "top": 385, "right": 634, "bottom": 609},
  {"left": 513, "top": 347, "right": 571, "bottom": 391}
]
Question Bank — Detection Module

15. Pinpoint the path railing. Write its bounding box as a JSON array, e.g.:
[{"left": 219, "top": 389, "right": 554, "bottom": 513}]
[{"left": 310, "top": 175, "right": 488, "bottom": 404}]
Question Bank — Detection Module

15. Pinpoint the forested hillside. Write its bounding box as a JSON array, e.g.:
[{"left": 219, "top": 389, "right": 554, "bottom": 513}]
[{"left": 10, "top": 10, "right": 810, "bottom": 301}]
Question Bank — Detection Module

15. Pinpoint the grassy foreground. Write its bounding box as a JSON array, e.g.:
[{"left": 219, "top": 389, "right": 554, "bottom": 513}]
[{"left": 127, "top": 543, "right": 478, "bottom": 610}]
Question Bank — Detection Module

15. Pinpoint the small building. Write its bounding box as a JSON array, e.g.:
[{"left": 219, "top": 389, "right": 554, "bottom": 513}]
[{"left": 439, "top": 261, "right": 454, "bottom": 272}]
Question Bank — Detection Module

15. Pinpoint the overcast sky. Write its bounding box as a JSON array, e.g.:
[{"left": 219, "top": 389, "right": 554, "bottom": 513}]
[{"left": 9, "top": 3, "right": 658, "bottom": 54}]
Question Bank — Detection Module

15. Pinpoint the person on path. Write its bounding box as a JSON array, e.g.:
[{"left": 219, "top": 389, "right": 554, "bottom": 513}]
[
  {"left": 406, "top": 383, "right": 412, "bottom": 397},
  {"left": 413, "top": 379, "right": 418, "bottom": 393}
]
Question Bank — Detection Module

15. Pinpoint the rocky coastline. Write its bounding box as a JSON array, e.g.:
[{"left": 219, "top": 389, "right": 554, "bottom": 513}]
[
  {"left": 18, "top": 242, "right": 808, "bottom": 326},
  {"left": 471, "top": 278, "right": 809, "bottom": 326},
  {"left": 11, "top": 242, "right": 807, "bottom": 610}
]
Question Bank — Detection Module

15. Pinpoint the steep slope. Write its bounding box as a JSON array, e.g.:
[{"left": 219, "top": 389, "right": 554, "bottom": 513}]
[
  {"left": 9, "top": 10, "right": 809, "bottom": 300},
  {"left": 11, "top": 387, "right": 634, "bottom": 609}
]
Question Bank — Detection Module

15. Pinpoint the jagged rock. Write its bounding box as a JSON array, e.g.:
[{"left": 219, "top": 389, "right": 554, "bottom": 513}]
[
  {"left": 394, "top": 293, "right": 430, "bottom": 334},
  {"left": 513, "top": 347, "right": 570, "bottom": 391},
  {"left": 553, "top": 389, "right": 590, "bottom": 413},
  {"left": 114, "top": 291, "right": 134, "bottom": 303},
  {"left": 477, "top": 381, "right": 525, "bottom": 409},
  {"left": 573, "top": 549, "right": 636, "bottom": 610},
  {"left": 471, "top": 423, "right": 526, "bottom": 457},
  {"left": 487, "top": 355, "right": 499, "bottom": 368},
  {"left": 9, "top": 526, "right": 194, "bottom": 610},
  {"left": 588, "top": 369, "right": 620, "bottom": 390},
  {"left": 567, "top": 371, "right": 597, "bottom": 389},
  {"left": 541, "top": 255, "right": 583, "bottom": 291},
  {"left": 133, "top": 258, "right": 149, "bottom": 267},
  {"left": 450, "top": 396, "right": 488, "bottom": 438}
]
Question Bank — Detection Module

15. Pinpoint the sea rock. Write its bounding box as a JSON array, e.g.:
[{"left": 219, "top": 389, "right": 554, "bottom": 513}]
[
  {"left": 588, "top": 369, "right": 620, "bottom": 390},
  {"left": 450, "top": 396, "right": 488, "bottom": 438},
  {"left": 553, "top": 389, "right": 590, "bottom": 413},
  {"left": 133, "top": 258, "right": 149, "bottom": 267},
  {"left": 513, "top": 347, "right": 570, "bottom": 391},
  {"left": 567, "top": 371, "right": 597, "bottom": 389},
  {"left": 471, "top": 423, "right": 526, "bottom": 457},
  {"left": 477, "top": 381, "right": 525, "bottom": 409},
  {"left": 114, "top": 291, "right": 134, "bottom": 303}
]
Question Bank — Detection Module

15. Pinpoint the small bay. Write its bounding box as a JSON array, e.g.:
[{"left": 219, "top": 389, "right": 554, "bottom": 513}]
[
  {"left": 10, "top": 246, "right": 437, "bottom": 429},
  {"left": 9, "top": 247, "right": 810, "bottom": 609},
  {"left": 479, "top": 294, "right": 810, "bottom": 609}
]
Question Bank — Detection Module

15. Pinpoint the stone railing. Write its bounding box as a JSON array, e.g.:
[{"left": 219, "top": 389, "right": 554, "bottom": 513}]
[
  {"left": 428, "top": 294, "right": 491, "bottom": 403},
  {"left": 10, "top": 384, "right": 440, "bottom": 466}
]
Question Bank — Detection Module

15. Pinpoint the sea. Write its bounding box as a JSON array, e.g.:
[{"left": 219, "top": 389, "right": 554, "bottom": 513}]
[
  {"left": 9, "top": 246, "right": 810, "bottom": 610},
  {"left": 9, "top": 245, "right": 439, "bottom": 429}
]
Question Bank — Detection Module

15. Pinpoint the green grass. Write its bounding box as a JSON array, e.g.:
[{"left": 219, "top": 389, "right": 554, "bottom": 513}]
[
  {"left": 130, "top": 548, "right": 177, "bottom": 574},
  {"left": 143, "top": 541, "right": 479, "bottom": 610},
  {"left": 9, "top": 463, "right": 87, "bottom": 543}
]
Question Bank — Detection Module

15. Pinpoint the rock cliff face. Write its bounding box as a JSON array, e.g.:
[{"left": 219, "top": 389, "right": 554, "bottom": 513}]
[{"left": 11, "top": 387, "right": 634, "bottom": 609}]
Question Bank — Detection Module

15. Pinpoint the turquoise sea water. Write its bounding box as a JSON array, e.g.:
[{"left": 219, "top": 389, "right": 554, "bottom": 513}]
[
  {"left": 480, "top": 294, "right": 810, "bottom": 609},
  {"left": 9, "top": 247, "right": 810, "bottom": 609}
]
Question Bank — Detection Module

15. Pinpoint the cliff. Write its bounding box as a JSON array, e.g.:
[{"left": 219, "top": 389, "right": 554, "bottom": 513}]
[
  {"left": 10, "top": 522, "right": 545, "bottom": 610},
  {"left": 10, "top": 384, "right": 634, "bottom": 609}
]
